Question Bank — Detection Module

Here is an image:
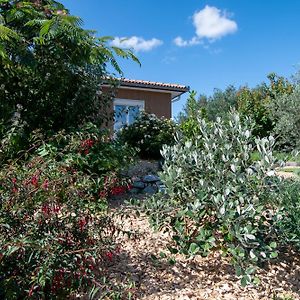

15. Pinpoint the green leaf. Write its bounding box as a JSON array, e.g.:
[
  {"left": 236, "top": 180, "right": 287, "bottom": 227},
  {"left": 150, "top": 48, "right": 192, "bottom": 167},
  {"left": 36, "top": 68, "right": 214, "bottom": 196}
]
[
  {"left": 270, "top": 251, "right": 278, "bottom": 258},
  {"left": 241, "top": 275, "right": 250, "bottom": 287},
  {"left": 235, "top": 265, "right": 243, "bottom": 276},
  {"left": 168, "top": 247, "right": 178, "bottom": 254},
  {"left": 189, "top": 242, "right": 200, "bottom": 255}
]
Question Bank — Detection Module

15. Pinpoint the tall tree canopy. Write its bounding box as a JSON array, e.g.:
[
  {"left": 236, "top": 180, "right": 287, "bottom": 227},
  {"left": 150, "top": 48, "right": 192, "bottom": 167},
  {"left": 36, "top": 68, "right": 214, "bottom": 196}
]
[{"left": 0, "top": 0, "right": 139, "bottom": 132}]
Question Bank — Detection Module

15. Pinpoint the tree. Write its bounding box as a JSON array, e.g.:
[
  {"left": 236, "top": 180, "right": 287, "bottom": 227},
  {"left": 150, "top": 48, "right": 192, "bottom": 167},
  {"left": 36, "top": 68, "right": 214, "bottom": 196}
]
[
  {"left": 0, "top": 0, "right": 139, "bottom": 132},
  {"left": 269, "top": 85, "right": 300, "bottom": 150},
  {"left": 237, "top": 73, "right": 293, "bottom": 138},
  {"left": 202, "top": 85, "right": 238, "bottom": 121}
]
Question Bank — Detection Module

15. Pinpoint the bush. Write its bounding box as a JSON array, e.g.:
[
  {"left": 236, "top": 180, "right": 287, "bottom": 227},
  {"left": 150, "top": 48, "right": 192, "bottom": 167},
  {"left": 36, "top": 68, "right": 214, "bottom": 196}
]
[
  {"left": 276, "top": 180, "right": 300, "bottom": 249},
  {"left": 142, "top": 113, "right": 282, "bottom": 285},
  {"left": 117, "top": 112, "right": 177, "bottom": 159},
  {"left": 268, "top": 85, "right": 300, "bottom": 150},
  {"left": 0, "top": 126, "right": 134, "bottom": 299}
]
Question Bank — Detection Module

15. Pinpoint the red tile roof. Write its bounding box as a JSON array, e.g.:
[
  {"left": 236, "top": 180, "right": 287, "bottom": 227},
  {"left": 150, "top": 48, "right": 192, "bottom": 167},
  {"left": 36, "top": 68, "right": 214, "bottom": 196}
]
[{"left": 119, "top": 78, "right": 189, "bottom": 92}]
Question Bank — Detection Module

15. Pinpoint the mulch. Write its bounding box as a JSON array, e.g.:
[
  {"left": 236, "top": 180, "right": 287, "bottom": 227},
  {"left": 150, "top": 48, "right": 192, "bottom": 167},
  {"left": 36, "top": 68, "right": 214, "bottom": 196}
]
[{"left": 99, "top": 206, "right": 300, "bottom": 300}]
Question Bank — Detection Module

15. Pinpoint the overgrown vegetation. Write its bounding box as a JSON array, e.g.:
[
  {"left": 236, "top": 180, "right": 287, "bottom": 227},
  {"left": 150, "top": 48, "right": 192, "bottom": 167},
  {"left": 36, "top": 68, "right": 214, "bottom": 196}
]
[
  {"left": 0, "top": 1, "right": 139, "bottom": 298},
  {"left": 140, "top": 113, "right": 300, "bottom": 286},
  {"left": 179, "top": 73, "right": 296, "bottom": 148},
  {"left": 0, "top": 0, "right": 139, "bottom": 135},
  {"left": 0, "top": 126, "right": 134, "bottom": 299},
  {"left": 117, "top": 112, "right": 177, "bottom": 159},
  {"left": 1, "top": 1, "right": 300, "bottom": 297}
]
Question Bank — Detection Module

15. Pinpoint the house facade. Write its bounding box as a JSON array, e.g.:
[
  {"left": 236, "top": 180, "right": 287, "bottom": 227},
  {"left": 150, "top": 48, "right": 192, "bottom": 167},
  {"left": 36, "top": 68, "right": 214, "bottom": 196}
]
[{"left": 102, "top": 78, "right": 189, "bottom": 132}]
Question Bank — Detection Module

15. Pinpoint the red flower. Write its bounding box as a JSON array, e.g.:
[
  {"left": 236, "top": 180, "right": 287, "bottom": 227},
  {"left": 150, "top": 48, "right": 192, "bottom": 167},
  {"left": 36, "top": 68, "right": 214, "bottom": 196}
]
[
  {"left": 111, "top": 185, "right": 127, "bottom": 196},
  {"left": 105, "top": 251, "right": 113, "bottom": 261},
  {"left": 42, "top": 179, "right": 49, "bottom": 190},
  {"left": 12, "top": 178, "right": 17, "bottom": 184},
  {"left": 78, "top": 217, "right": 87, "bottom": 231},
  {"left": 28, "top": 285, "right": 35, "bottom": 297},
  {"left": 53, "top": 204, "right": 61, "bottom": 214},
  {"left": 80, "top": 138, "right": 95, "bottom": 154},
  {"left": 41, "top": 204, "right": 50, "bottom": 216},
  {"left": 12, "top": 187, "right": 18, "bottom": 193},
  {"left": 31, "top": 175, "right": 39, "bottom": 188}
]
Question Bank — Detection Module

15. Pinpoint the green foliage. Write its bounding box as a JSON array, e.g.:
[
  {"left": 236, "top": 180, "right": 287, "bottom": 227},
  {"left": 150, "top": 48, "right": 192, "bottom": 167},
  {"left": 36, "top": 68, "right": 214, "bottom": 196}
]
[
  {"left": 276, "top": 180, "right": 300, "bottom": 249},
  {"left": 117, "top": 112, "right": 177, "bottom": 159},
  {"left": 200, "top": 85, "right": 238, "bottom": 121},
  {"left": 0, "top": 126, "right": 134, "bottom": 299},
  {"left": 180, "top": 74, "right": 294, "bottom": 140},
  {"left": 268, "top": 85, "right": 300, "bottom": 150},
  {"left": 178, "top": 86, "right": 238, "bottom": 125},
  {"left": 0, "top": 0, "right": 139, "bottom": 133},
  {"left": 178, "top": 91, "right": 206, "bottom": 141},
  {"left": 237, "top": 73, "right": 293, "bottom": 138},
  {"left": 143, "top": 112, "right": 283, "bottom": 285}
]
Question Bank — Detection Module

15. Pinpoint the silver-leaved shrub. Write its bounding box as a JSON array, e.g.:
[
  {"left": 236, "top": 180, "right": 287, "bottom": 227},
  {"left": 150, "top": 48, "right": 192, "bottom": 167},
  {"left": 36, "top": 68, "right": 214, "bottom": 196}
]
[{"left": 146, "top": 112, "right": 282, "bottom": 286}]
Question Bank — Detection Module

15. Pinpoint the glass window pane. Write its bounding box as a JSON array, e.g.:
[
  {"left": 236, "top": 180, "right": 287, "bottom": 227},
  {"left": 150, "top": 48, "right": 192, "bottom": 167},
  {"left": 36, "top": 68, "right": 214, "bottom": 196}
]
[
  {"left": 128, "top": 105, "right": 140, "bottom": 124},
  {"left": 114, "top": 105, "right": 128, "bottom": 131}
]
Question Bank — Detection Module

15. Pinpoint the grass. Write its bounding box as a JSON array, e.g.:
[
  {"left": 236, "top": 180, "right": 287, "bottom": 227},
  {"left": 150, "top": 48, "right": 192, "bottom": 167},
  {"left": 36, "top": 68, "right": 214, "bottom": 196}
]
[{"left": 251, "top": 151, "right": 300, "bottom": 163}]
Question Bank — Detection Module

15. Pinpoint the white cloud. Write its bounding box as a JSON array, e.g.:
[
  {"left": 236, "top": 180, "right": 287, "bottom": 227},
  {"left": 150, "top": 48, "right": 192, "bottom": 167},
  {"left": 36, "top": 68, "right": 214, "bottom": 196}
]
[
  {"left": 174, "top": 5, "right": 237, "bottom": 47},
  {"left": 111, "top": 36, "right": 163, "bottom": 52},
  {"left": 173, "top": 36, "right": 202, "bottom": 47},
  {"left": 193, "top": 5, "right": 237, "bottom": 40}
]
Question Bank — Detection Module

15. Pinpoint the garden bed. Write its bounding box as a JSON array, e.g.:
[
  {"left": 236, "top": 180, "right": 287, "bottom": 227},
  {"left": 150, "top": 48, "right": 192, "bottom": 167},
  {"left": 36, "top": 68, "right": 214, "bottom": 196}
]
[{"left": 90, "top": 206, "right": 300, "bottom": 300}]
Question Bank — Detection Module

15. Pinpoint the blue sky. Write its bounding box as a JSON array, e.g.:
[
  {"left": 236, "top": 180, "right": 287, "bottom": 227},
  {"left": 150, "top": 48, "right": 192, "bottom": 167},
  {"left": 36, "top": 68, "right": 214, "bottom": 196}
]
[{"left": 61, "top": 0, "right": 300, "bottom": 117}]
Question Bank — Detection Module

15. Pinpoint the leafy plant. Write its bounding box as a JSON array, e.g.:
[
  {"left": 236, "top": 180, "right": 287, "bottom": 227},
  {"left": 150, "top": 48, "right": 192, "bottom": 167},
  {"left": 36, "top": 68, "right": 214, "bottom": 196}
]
[
  {"left": 268, "top": 85, "right": 300, "bottom": 150},
  {"left": 178, "top": 91, "right": 206, "bottom": 141},
  {"left": 0, "top": 126, "right": 134, "bottom": 299},
  {"left": 275, "top": 180, "right": 300, "bottom": 249},
  {"left": 0, "top": 0, "right": 139, "bottom": 134},
  {"left": 142, "top": 112, "right": 282, "bottom": 285},
  {"left": 117, "top": 112, "right": 177, "bottom": 159}
]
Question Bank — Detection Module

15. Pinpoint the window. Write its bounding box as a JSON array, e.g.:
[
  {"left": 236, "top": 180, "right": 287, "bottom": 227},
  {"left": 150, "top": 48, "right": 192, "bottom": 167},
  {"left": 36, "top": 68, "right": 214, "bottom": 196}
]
[{"left": 113, "top": 99, "right": 145, "bottom": 131}]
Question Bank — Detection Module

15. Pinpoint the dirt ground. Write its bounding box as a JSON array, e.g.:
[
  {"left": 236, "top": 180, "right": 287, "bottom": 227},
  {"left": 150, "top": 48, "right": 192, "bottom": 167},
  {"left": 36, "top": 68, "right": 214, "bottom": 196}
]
[{"left": 102, "top": 203, "right": 300, "bottom": 300}]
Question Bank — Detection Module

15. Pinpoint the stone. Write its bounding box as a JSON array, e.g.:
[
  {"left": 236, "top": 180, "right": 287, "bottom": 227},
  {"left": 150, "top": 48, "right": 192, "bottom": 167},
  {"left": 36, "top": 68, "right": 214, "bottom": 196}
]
[
  {"left": 129, "top": 188, "right": 141, "bottom": 194},
  {"left": 143, "top": 174, "right": 160, "bottom": 183},
  {"left": 132, "top": 181, "right": 146, "bottom": 189},
  {"left": 143, "top": 185, "right": 158, "bottom": 194}
]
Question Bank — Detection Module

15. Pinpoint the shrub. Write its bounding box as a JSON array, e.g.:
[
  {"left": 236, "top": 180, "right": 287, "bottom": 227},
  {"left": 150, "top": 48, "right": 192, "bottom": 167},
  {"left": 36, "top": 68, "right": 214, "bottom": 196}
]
[
  {"left": 143, "top": 113, "right": 282, "bottom": 285},
  {"left": 276, "top": 180, "right": 300, "bottom": 249},
  {"left": 0, "top": 126, "right": 134, "bottom": 299},
  {"left": 268, "top": 85, "right": 300, "bottom": 150},
  {"left": 117, "top": 112, "right": 177, "bottom": 159}
]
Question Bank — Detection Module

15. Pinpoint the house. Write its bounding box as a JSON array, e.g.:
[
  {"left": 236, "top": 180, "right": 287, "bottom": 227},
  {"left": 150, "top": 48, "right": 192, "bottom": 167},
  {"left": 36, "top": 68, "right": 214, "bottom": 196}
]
[{"left": 102, "top": 78, "right": 189, "bottom": 131}]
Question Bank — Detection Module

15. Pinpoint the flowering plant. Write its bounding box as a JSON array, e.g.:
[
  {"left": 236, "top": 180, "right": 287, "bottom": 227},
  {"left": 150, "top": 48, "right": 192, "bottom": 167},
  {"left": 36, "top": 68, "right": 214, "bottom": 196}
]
[
  {"left": 117, "top": 112, "right": 177, "bottom": 159},
  {"left": 0, "top": 126, "right": 135, "bottom": 299}
]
